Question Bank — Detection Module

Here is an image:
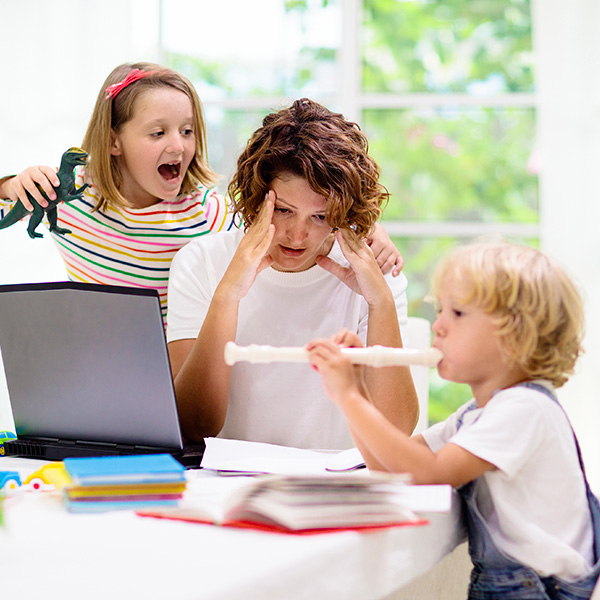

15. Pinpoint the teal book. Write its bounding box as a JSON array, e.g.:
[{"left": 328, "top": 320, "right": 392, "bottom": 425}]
[
  {"left": 63, "top": 454, "right": 186, "bottom": 486},
  {"left": 65, "top": 498, "right": 181, "bottom": 513}
]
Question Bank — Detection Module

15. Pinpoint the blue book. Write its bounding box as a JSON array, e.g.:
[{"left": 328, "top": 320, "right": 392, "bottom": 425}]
[
  {"left": 65, "top": 498, "right": 181, "bottom": 513},
  {"left": 63, "top": 454, "right": 186, "bottom": 486}
]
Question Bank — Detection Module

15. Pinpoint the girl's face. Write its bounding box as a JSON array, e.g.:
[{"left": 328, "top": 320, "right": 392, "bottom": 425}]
[
  {"left": 110, "top": 87, "right": 196, "bottom": 208},
  {"left": 432, "top": 278, "right": 515, "bottom": 404},
  {"left": 267, "top": 173, "right": 335, "bottom": 272}
]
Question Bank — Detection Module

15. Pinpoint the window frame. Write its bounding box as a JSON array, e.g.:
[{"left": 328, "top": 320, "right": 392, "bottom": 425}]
[{"left": 158, "top": 0, "right": 538, "bottom": 241}]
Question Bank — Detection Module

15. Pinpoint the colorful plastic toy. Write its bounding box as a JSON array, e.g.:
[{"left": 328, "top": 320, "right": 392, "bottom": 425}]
[
  {"left": 0, "top": 471, "right": 22, "bottom": 492},
  {"left": 22, "top": 463, "right": 70, "bottom": 491},
  {"left": 0, "top": 431, "right": 16, "bottom": 456}
]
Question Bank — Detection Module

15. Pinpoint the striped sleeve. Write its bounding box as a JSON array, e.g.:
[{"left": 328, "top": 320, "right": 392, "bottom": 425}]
[{"left": 51, "top": 171, "right": 235, "bottom": 328}]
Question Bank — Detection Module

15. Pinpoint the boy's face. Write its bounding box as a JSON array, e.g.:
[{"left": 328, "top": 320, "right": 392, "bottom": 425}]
[
  {"left": 432, "top": 279, "right": 514, "bottom": 404},
  {"left": 267, "top": 172, "right": 335, "bottom": 272},
  {"left": 110, "top": 87, "right": 196, "bottom": 208}
]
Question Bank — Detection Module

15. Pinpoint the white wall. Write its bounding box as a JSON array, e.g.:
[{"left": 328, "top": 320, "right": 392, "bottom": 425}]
[
  {"left": 1, "top": 1, "right": 600, "bottom": 493},
  {"left": 0, "top": 0, "right": 160, "bottom": 428},
  {"left": 0, "top": 0, "right": 160, "bottom": 282},
  {"left": 533, "top": 0, "right": 600, "bottom": 491}
]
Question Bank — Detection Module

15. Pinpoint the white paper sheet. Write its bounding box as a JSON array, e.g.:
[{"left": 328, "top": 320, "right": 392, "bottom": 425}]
[{"left": 200, "top": 438, "right": 366, "bottom": 474}]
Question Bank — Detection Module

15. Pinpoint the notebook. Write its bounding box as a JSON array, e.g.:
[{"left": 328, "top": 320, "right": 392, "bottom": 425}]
[{"left": 0, "top": 281, "right": 204, "bottom": 467}]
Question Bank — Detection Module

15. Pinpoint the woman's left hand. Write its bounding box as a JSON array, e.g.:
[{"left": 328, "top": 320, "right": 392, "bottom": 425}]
[{"left": 315, "top": 229, "right": 391, "bottom": 307}]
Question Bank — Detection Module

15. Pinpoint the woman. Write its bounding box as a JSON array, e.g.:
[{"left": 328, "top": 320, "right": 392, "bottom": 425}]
[{"left": 167, "top": 98, "right": 418, "bottom": 449}]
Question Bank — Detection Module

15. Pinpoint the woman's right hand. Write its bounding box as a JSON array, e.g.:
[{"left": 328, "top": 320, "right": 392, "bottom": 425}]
[
  {"left": 0, "top": 166, "right": 59, "bottom": 211},
  {"left": 217, "top": 192, "right": 276, "bottom": 302}
]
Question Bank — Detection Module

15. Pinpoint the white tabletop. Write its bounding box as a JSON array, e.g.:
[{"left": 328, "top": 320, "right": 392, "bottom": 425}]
[{"left": 0, "top": 457, "right": 465, "bottom": 600}]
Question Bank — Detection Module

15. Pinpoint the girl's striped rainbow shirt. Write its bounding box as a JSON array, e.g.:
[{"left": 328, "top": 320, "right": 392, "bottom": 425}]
[{"left": 1, "top": 169, "right": 235, "bottom": 328}]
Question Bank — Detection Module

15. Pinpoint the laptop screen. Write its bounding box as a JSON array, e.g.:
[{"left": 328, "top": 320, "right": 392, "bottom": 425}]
[{"left": 0, "top": 282, "right": 184, "bottom": 452}]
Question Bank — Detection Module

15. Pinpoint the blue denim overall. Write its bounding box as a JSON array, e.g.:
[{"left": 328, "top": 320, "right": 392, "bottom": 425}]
[{"left": 456, "top": 382, "right": 600, "bottom": 599}]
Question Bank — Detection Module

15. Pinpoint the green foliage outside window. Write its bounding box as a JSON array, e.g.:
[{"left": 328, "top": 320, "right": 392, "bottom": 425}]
[
  {"left": 165, "top": 0, "right": 536, "bottom": 424},
  {"left": 362, "top": 0, "right": 533, "bottom": 94},
  {"left": 361, "top": 0, "right": 535, "bottom": 422}
]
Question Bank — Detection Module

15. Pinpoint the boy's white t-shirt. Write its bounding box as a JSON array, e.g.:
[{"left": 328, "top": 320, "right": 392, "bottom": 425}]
[
  {"left": 422, "top": 381, "right": 594, "bottom": 580},
  {"left": 167, "top": 227, "right": 409, "bottom": 450}
]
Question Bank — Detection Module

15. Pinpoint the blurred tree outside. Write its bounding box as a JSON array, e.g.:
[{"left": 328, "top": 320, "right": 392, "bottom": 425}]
[
  {"left": 163, "top": 0, "right": 536, "bottom": 423},
  {"left": 360, "top": 0, "right": 535, "bottom": 419}
]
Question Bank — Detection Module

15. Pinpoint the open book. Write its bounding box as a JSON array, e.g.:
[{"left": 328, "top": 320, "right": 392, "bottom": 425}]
[{"left": 139, "top": 472, "right": 451, "bottom": 534}]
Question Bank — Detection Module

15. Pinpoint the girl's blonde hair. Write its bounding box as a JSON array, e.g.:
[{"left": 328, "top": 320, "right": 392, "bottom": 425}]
[
  {"left": 228, "top": 98, "right": 388, "bottom": 238},
  {"left": 432, "top": 241, "right": 584, "bottom": 387},
  {"left": 82, "top": 62, "right": 216, "bottom": 210}
]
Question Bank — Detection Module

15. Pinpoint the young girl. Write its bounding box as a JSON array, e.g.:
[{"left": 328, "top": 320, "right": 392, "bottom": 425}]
[
  {"left": 0, "top": 62, "right": 232, "bottom": 325},
  {"left": 307, "top": 241, "right": 600, "bottom": 599},
  {"left": 0, "top": 63, "right": 402, "bottom": 326},
  {"left": 167, "top": 99, "right": 418, "bottom": 449}
]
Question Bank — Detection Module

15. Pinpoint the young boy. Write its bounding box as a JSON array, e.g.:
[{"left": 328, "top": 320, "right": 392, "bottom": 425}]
[{"left": 307, "top": 241, "right": 600, "bottom": 599}]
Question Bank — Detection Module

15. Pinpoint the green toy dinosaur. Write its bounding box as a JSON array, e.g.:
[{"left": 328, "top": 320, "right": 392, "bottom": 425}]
[{"left": 0, "top": 147, "right": 90, "bottom": 239}]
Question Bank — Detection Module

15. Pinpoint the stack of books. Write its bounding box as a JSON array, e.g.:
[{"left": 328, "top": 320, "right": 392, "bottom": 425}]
[
  {"left": 60, "top": 454, "right": 186, "bottom": 512},
  {"left": 139, "top": 472, "right": 450, "bottom": 534}
]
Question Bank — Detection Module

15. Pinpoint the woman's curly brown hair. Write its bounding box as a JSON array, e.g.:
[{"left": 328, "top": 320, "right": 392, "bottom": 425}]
[
  {"left": 228, "top": 98, "right": 388, "bottom": 238},
  {"left": 431, "top": 241, "right": 584, "bottom": 388}
]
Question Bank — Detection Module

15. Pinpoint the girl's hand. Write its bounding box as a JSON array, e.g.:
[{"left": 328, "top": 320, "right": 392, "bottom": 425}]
[
  {"left": 367, "top": 223, "right": 404, "bottom": 277},
  {"left": 217, "top": 193, "right": 276, "bottom": 301},
  {"left": 315, "top": 229, "right": 391, "bottom": 307},
  {"left": 0, "top": 166, "right": 58, "bottom": 211},
  {"left": 306, "top": 337, "right": 363, "bottom": 406}
]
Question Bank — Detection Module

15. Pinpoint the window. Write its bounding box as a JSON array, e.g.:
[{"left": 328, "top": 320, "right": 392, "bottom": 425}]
[{"left": 161, "top": 0, "right": 535, "bottom": 422}]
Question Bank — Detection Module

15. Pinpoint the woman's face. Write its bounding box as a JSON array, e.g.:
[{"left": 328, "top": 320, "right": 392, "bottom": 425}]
[{"left": 267, "top": 173, "right": 335, "bottom": 272}]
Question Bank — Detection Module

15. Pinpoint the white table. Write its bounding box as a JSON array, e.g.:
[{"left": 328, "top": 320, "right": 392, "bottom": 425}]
[{"left": 0, "top": 457, "right": 466, "bottom": 600}]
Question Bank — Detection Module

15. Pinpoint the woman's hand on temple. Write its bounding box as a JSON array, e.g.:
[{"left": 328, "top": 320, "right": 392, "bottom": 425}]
[
  {"left": 216, "top": 193, "right": 276, "bottom": 302},
  {"left": 316, "top": 229, "right": 392, "bottom": 307}
]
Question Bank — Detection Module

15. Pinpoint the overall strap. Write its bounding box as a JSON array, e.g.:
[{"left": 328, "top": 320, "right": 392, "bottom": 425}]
[
  {"left": 516, "top": 382, "right": 600, "bottom": 563},
  {"left": 516, "top": 382, "right": 588, "bottom": 476}
]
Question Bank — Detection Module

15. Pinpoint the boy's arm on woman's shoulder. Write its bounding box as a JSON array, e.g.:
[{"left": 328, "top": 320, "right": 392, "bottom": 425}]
[{"left": 368, "top": 222, "right": 404, "bottom": 276}]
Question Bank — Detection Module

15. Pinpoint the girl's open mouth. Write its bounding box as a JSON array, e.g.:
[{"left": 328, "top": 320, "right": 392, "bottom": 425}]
[{"left": 158, "top": 162, "right": 181, "bottom": 181}]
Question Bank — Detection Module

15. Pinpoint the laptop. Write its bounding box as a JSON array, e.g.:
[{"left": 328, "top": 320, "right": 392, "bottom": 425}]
[{"left": 0, "top": 281, "right": 204, "bottom": 468}]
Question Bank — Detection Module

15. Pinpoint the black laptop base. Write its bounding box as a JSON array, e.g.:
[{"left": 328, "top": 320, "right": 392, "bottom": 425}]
[{"left": 3, "top": 437, "right": 205, "bottom": 469}]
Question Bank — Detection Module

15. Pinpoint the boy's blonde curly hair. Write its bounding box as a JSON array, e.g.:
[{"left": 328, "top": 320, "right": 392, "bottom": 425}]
[{"left": 431, "top": 241, "right": 584, "bottom": 387}]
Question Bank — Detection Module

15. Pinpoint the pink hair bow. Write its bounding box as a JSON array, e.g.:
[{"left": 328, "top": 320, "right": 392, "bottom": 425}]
[{"left": 105, "top": 68, "right": 152, "bottom": 100}]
